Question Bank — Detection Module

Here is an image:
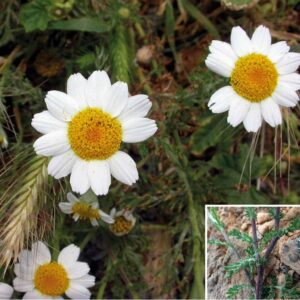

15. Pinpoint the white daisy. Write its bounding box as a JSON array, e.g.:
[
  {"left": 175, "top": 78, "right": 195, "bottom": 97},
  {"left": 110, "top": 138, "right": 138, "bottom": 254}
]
[
  {"left": 0, "top": 282, "right": 13, "bottom": 299},
  {"left": 205, "top": 25, "right": 300, "bottom": 132},
  {"left": 59, "top": 192, "right": 114, "bottom": 226},
  {"left": 32, "top": 70, "right": 157, "bottom": 195},
  {"left": 109, "top": 208, "right": 136, "bottom": 236},
  {"left": 13, "top": 241, "right": 95, "bottom": 299}
]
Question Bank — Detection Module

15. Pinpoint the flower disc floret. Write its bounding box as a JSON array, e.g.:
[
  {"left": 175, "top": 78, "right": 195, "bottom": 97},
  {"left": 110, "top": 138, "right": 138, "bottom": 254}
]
[
  {"left": 110, "top": 216, "right": 134, "bottom": 235},
  {"left": 34, "top": 262, "right": 69, "bottom": 296},
  {"left": 72, "top": 202, "right": 100, "bottom": 220},
  {"left": 68, "top": 108, "right": 122, "bottom": 160},
  {"left": 231, "top": 53, "right": 278, "bottom": 102}
]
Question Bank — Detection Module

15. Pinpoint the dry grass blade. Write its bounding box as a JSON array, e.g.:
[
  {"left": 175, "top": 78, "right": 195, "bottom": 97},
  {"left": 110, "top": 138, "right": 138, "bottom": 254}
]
[{"left": 0, "top": 152, "right": 49, "bottom": 270}]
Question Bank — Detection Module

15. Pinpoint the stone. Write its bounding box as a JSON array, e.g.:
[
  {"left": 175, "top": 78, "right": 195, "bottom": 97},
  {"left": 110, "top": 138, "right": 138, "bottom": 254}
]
[
  {"left": 257, "top": 212, "right": 272, "bottom": 224},
  {"left": 279, "top": 237, "right": 300, "bottom": 275}
]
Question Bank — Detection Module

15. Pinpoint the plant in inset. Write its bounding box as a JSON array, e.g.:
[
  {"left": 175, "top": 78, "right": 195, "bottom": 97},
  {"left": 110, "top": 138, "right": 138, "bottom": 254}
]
[{"left": 208, "top": 207, "right": 300, "bottom": 299}]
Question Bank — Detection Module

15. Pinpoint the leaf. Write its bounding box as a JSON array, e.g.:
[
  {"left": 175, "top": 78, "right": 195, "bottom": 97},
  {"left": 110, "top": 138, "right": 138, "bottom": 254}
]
[
  {"left": 190, "top": 114, "right": 235, "bottom": 155},
  {"left": 221, "top": 0, "right": 260, "bottom": 11},
  {"left": 229, "top": 228, "right": 253, "bottom": 244},
  {"left": 19, "top": 0, "right": 53, "bottom": 32},
  {"left": 227, "top": 285, "right": 254, "bottom": 299},
  {"left": 208, "top": 239, "right": 231, "bottom": 248},
  {"left": 224, "top": 257, "right": 256, "bottom": 278},
  {"left": 208, "top": 208, "right": 225, "bottom": 232},
  {"left": 245, "top": 207, "right": 256, "bottom": 220},
  {"left": 48, "top": 17, "right": 111, "bottom": 33}
]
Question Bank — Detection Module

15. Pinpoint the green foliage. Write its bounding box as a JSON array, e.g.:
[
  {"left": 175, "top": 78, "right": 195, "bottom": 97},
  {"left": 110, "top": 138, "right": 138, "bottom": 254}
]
[
  {"left": 221, "top": 0, "right": 258, "bottom": 10},
  {"left": 226, "top": 284, "right": 254, "bottom": 299},
  {"left": 19, "top": 0, "right": 53, "bottom": 32},
  {"left": 48, "top": 17, "right": 111, "bottom": 33},
  {"left": 245, "top": 207, "right": 256, "bottom": 220},
  {"left": 208, "top": 238, "right": 232, "bottom": 248},
  {"left": 224, "top": 256, "right": 256, "bottom": 278},
  {"left": 208, "top": 208, "right": 225, "bottom": 232},
  {"left": 228, "top": 228, "right": 253, "bottom": 244}
]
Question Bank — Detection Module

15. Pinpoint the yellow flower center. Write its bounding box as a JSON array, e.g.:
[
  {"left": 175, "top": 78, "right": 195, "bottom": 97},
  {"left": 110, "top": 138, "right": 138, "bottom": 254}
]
[
  {"left": 230, "top": 53, "right": 278, "bottom": 102},
  {"left": 68, "top": 108, "right": 122, "bottom": 160},
  {"left": 72, "top": 202, "right": 100, "bottom": 220},
  {"left": 110, "top": 216, "right": 134, "bottom": 235},
  {"left": 34, "top": 262, "right": 69, "bottom": 296}
]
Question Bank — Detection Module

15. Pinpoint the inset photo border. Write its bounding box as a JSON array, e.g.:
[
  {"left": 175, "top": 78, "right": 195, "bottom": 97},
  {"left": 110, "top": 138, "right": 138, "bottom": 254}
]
[{"left": 205, "top": 205, "right": 300, "bottom": 300}]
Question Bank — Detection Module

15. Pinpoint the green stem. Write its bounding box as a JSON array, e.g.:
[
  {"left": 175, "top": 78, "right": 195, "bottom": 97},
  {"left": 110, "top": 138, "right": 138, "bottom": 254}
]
[{"left": 181, "top": 172, "right": 205, "bottom": 299}]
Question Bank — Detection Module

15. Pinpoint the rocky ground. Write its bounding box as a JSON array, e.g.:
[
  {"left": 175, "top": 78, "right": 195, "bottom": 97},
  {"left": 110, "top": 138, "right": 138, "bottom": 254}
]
[{"left": 207, "top": 207, "right": 300, "bottom": 299}]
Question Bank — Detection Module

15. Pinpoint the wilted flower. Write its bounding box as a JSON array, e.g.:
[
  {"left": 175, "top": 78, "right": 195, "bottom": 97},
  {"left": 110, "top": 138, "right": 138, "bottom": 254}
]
[
  {"left": 109, "top": 208, "right": 136, "bottom": 236},
  {"left": 59, "top": 192, "right": 114, "bottom": 226}
]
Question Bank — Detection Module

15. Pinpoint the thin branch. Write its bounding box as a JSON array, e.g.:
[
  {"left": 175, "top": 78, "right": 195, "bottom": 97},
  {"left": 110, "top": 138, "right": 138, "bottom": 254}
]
[{"left": 256, "top": 208, "right": 281, "bottom": 299}]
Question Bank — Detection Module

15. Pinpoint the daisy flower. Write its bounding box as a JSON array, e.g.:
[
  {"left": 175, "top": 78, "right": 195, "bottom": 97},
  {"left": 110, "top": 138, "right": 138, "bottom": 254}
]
[
  {"left": 13, "top": 241, "right": 95, "bottom": 299},
  {"left": 0, "top": 283, "right": 13, "bottom": 299},
  {"left": 109, "top": 208, "right": 136, "bottom": 236},
  {"left": 205, "top": 25, "right": 300, "bottom": 132},
  {"left": 32, "top": 70, "right": 157, "bottom": 195},
  {"left": 59, "top": 192, "right": 114, "bottom": 226}
]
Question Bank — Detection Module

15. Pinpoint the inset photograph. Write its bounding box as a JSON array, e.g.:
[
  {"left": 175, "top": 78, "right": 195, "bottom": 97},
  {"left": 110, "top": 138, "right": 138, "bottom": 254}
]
[{"left": 206, "top": 206, "right": 300, "bottom": 300}]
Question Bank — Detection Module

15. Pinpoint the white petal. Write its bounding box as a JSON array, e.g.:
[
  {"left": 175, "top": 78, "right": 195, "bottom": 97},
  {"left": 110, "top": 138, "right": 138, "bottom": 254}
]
[
  {"left": 23, "top": 289, "right": 54, "bottom": 299},
  {"left": 86, "top": 71, "right": 111, "bottom": 108},
  {"left": 45, "top": 91, "right": 79, "bottom": 122},
  {"left": 103, "top": 82, "right": 128, "bottom": 117},
  {"left": 48, "top": 150, "right": 77, "bottom": 179},
  {"left": 272, "top": 83, "right": 299, "bottom": 107},
  {"left": 67, "top": 192, "right": 79, "bottom": 204},
  {"left": 33, "top": 130, "right": 69, "bottom": 157},
  {"left": 100, "top": 211, "right": 114, "bottom": 224},
  {"left": 278, "top": 73, "right": 300, "bottom": 91},
  {"left": 66, "top": 283, "right": 91, "bottom": 299},
  {"left": 251, "top": 25, "right": 271, "bottom": 55},
  {"left": 58, "top": 244, "right": 80, "bottom": 268},
  {"left": 276, "top": 52, "right": 300, "bottom": 74},
  {"left": 243, "top": 103, "right": 262, "bottom": 132},
  {"left": 205, "top": 54, "right": 233, "bottom": 77},
  {"left": 108, "top": 151, "right": 138, "bottom": 185},
  {"left": 122, "top": 118, "right": 157, "bottom": 143},
  {"left": 90, "top": 218, "right": 99, "bottom": 226},
  {"left": 110, "top": 208, "right": 117, "bottom": 217},
  {"left": 18, "top": 250, "right": 34, "bottom": 267},
  {"left": 71, "top": 274, "right": 95, "bottom": 288},
  {"left": 58, "top": 202, "right": 73, "bottom": 214},
  {"left": 32, "top": 111, "right": 67, "bottom": 134},
  {"left": 14, "top": 263, "right": 35, "bottom": 281},
  {"left": 261, "top": 98, "right": 282, "bottom": 127},
  {"left": 209, "top": 40, "right": 238, "bottom": 64},
  {"left": 13, "top": 278, "right": 34, "bottom": 293},
  {"left": 31, "top": 241, "right": 51, "bottom": 265},
  {"left": 67, "top": 73, "right": 88, "bottom": 109},
  {"left": 268, "top": 42, "right": 290, "bottom": 63},
  {"left": 70, "top": 159, "right": 90, "bottom": 194},
  {"left": 88, "top": 161, "right": 111, "bottom": 196},
  {"left": 118, "top": 94, "right": 152, "bottom": 122},
  {"left": 0, "top": 283, "right": 13, "bottom": 299},
  {"left": 65, "top": 262, "right": 90, "bottom": 279},
  {"left": 230, "top": 26, "right": 253, "bottom": 57},
  {"left": 208, "top": 86, "right": 234, "bottom": 113},
  {"left": 227, "top": 95, "right": 251, "bottom": 127}
]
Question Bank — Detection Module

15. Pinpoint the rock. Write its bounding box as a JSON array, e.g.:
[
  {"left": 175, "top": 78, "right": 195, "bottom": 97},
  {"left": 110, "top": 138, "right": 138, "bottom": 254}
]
[
  {"left": 257, "top": 212, "right": 272, "bottom": 224},
  {"left": 283, "top": 207, "right": 300, "bottom": 221},
  {"left": 258, "top": 220, "right": 275, "bottom": 235},
  {"left": 279, "top": 237, "right": 300, "bottom": 275}
]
